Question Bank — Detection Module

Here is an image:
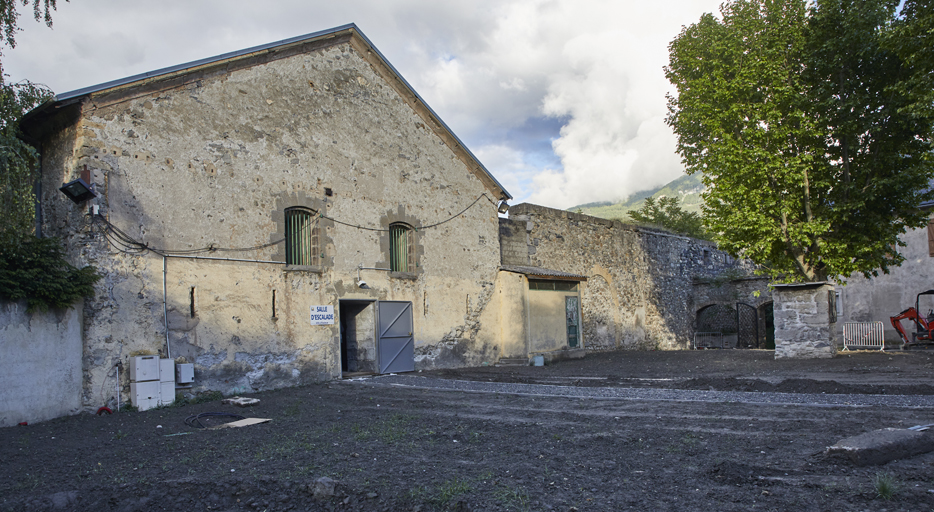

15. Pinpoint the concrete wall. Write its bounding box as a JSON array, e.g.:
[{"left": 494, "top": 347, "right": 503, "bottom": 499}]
[
  {"left": 0, "top": 302, "right": 83, "bottom": 427},
  {"left": 33, "top": 38, "right": 504, "bottom": 409},
  {"left": 505, "top": 204, "right": 758, "bottom": 350},
  {"left": 835, "top": 222, "right": 934, "bottom": 344}
]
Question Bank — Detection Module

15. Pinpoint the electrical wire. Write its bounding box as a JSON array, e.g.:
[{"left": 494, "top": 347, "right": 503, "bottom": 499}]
[
  {"left": 184, "top": 412, "right": 246, "bottom": 428},
  {"left": 88, "top": 192, "right": 494, "bottom": 256},
  {"left": 320, "top": 192, "right": 493, "bottom": 232}
]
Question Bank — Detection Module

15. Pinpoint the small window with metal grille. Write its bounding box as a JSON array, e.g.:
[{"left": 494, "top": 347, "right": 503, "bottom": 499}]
[
  {"left": 285, "top": 208, "right": 320, "bottom": 267},
  {"left": 389, "top": 223, "right": 415, "bottom": 273}
]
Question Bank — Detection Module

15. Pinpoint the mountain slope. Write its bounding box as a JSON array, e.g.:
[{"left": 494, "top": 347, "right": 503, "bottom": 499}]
[{"left": 570, "top": 173, "right": 705, "bottom": 220}]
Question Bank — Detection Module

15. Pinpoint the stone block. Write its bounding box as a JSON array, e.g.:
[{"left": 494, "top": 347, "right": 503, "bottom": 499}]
[{"left": 826, "top": 428, "right": 934, "bottom": 466}]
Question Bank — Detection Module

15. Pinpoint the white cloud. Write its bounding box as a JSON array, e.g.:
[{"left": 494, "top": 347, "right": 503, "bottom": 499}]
[{"left": 6, "top": 0, "right": 722, "bottom": 209}]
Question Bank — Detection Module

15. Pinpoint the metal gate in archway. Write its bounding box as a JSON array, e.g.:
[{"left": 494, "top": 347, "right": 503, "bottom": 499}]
[
  {"left": 697, "top": 304, "right": 737, "bottom": 335},
  {"left": 736, "top": 302, "right": 758, "bottom": 348},
  {"left": 696, "top": 303, "right": 759, "bottom": 349}
]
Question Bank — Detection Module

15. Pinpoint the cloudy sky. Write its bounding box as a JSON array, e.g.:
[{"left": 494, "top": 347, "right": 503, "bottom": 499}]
[{"left": 6, "top": 0, "right": 721, "bottom": 208}]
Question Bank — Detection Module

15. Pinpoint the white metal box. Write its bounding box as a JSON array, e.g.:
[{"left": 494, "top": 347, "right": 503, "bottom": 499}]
[
  {"left": 129, "top": 356, "right": 159, "bottom": 382},
  {"left": 159, "top": 359, "right": 175, "bottom": 383},
  {"left": 159, "top": 381, "right": 175, "bottom": 406},
  {"left": 176, "top": 363, "right": 194, "bottom": 384},
  {"left": 130, "top": 380, "right": 160, "bottom": 411}
]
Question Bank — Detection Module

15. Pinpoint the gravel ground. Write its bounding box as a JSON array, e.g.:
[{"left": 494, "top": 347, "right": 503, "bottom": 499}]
[
  {"left": 357, "top": 374, "right": 934, "bottom": 408},
  {"left": 2, "top": 349, "right": 933, "bottom": 511}
]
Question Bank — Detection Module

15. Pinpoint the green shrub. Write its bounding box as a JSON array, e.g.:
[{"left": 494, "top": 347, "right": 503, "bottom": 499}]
[{"left": 0, "top": 235, "right": 100, "bottom": 311}]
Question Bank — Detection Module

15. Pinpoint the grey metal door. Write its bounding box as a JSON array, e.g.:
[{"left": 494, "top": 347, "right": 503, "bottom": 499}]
[{"left": 377, "top": 301, "right": 415, "bottom": 374}]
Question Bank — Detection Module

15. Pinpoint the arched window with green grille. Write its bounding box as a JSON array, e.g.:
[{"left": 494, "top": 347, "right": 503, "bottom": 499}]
[
  {"left": 389, "top": 223, "right": 415, "bottom": 272},
  {"left": 285, "top": 208, "right": 319, "bottom": 266}
]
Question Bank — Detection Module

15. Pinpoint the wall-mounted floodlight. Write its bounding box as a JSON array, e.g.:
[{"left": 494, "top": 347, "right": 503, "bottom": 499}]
[
  {"left": 497, "top": 200, "right": 510, "bottom": 214},
  {"left": 59, "top": 178, "right": 97, "bottom": 204}
]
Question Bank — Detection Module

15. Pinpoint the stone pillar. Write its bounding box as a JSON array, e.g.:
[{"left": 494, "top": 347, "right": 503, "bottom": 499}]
[{"left": 772, "top": 282, "right": 837, "bottom": 359}]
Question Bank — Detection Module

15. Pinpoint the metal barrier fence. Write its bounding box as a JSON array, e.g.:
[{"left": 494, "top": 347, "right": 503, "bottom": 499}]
[
  {"left": 842, "top": 321, "right": 885, "bottom": 351},
  {"left": 693, "top": 332, "right": 726, "bottom": 349}
]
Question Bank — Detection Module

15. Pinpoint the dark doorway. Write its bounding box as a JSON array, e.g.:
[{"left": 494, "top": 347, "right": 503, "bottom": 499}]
[
  {"left": 339, "top": 300, "right": 377, "bottom": 375},
  {"left": 760, "top": 302, "right": 775, "bottom": 349}
]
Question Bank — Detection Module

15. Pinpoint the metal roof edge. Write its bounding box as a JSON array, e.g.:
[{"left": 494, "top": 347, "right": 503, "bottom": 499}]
[
  {"left": 53, "top": 23, "right": 359, "bottom": 102},
  {"left": 347, "top": 28, "right": 510, "bottom": 200}
]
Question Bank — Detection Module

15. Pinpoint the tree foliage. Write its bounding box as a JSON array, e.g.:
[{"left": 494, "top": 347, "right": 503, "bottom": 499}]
[
  {"left": 627, "top": 196, "right": 707, "bottom": 239},
  {"left": 0, "top": 0, "right": 59, "bottom": 242},
  {"left": 1, "top": 0, "right": 61, "bottom": 50},
  {"left": 666, "top": 0, "right": 934, "bottom": 282},
  {"left": 0, "top": 0, "right": 97, "bottom": 312},
  {"left": 0, "top": 236, "right": 100, "bottom": 311}
]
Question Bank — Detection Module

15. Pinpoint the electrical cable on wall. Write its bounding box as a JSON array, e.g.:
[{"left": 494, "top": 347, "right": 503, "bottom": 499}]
[{"left": 89, "top": 192, "right": 494, "bottom": 256}]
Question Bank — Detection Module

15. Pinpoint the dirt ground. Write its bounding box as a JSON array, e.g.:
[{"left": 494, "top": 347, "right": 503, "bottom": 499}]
[{"left": 2, "top": 349, "right": 934, "bottom": 511}]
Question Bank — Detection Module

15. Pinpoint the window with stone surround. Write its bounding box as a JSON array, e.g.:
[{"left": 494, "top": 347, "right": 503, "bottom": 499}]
[
  {"left": 284, "top": 207, "right": 320, "bottom": 266},
  {"left": 389, "top": 223, "right": 415, "bottom": 273}
]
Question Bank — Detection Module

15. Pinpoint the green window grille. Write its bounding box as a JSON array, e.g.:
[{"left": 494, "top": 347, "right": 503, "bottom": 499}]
[
  {"left": 389, "top": 224, "right": 413, "bottom": 272},
  {"left": 528, "top": 279, "right": 578, "bottom": 291},
  {"left": 285, "top": 208, "right": 318, "bottom": 266}
]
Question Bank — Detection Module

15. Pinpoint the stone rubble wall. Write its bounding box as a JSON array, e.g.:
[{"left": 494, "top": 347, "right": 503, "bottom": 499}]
[
  {"left": 505, "top": 203, "right": 760, "bottom": 350},
  {"left": 773, "top": 284, "right": 837, "bottom": 358}
]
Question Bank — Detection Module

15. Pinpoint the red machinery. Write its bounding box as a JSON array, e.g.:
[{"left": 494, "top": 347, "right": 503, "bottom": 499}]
[{"left": 890, "top": 289, "right": 934, "bottom": 349}]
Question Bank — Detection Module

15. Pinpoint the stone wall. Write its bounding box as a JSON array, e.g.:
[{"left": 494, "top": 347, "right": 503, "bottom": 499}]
[
  {"left": 499, "top": 218, "right": 530, "bottom": 266},
  {"left": 505, "top": 203, "right": 758, "bottom": 350},
  {"left": 0, "top": 302, "right": 83, "bottom": 426},
  {"left": 31, "top": 36, "right": 505, "bottom": 410},
  {"left": 773, "top": 283, "right": 837, "bottom": 358}
]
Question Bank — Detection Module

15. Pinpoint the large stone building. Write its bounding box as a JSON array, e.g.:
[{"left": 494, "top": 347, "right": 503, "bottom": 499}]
[
  {"left": 22, "top": 25, "right": 515, "bottom": 405},
  {"left": 12, "top": 24, "right": 766, "bottom": 419}
]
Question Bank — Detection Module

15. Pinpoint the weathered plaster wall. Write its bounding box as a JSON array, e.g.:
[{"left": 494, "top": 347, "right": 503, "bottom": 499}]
[
  {"left": 835, "top": 222, "right": 934, "bottom": 344},
  {"left": 0, "top": 302, "right": 83, "bottom": 427},
  {"left": 35, "top": 40, "right": 503, "bottom": 409},
  {"left": 505, "top": 204, "right": 756, "bottom": 350}
]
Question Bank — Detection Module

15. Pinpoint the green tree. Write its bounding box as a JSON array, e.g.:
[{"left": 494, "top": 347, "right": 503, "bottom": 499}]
[
  {"left": 0, "top": 0, "right": 96, "bottom": 311},
  {"left": 627, "top": 196, "right": 706, "bottom": 239},
  {"left": 665, "top": 0, "right": 934, "bottom": 282},
  {"left": 0, "top": 0, "right": 60, "bottom": 242}
]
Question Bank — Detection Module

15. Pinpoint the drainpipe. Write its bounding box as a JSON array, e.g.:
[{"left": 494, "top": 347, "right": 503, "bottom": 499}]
[{"left": 162, "top": 254, "right": 171, "bottom": 359}]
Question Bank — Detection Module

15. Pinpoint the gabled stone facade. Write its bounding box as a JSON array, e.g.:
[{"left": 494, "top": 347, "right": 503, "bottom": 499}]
[{"left": 23, "top": 26, "right": 511, "bottom": 408}]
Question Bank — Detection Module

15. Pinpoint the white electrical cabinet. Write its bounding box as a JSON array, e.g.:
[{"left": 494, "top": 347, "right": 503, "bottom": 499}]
[
  {"left": 159, "top": 381, "right": 175, "bottom": 405},
  {"left": 176, "top": 363, "right": 194, "bottom": 384},
  {"left": 159, "top": 359, "right": 174, "bottom": 382},
  {"left": 129, "top": 356, "right": 176, "bottom": 410},
  {"left": 130, "top": 380, "right": 160, "bottom": 411},
  {"left": 129, "top": 356, "right": 159, "bottom": 382}
]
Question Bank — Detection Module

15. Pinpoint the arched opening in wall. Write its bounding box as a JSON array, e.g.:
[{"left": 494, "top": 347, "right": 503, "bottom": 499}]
[
  {"left": 759, "top": 302, "right": 775, "bottom": 349},
  {"left": 696, "top": 304, "right": 738, "bottom": 348}
]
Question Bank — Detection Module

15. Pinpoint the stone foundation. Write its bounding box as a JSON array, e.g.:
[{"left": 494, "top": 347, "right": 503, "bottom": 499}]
[{"left": 773, "top": 283, "right": 837, "bottom": 359}]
